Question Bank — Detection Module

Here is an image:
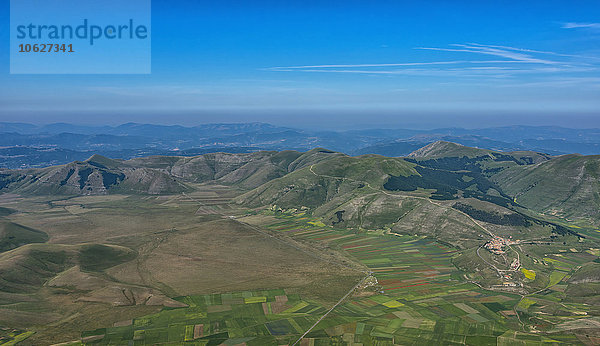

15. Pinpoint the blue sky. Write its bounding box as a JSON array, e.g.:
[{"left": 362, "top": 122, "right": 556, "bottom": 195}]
[{"left": 1, "top": 0, "right": 599, "bottom": 128}]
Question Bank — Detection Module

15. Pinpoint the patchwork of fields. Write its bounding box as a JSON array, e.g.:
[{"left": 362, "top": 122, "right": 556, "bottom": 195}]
[
  {"left": 78, "top": 289, "right": 325, "bottom": 345},
  {"left": 74, "top": 211, "right": 592, "bottom": 345}
]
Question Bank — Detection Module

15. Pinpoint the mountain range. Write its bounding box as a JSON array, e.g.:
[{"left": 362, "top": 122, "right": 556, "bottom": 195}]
[
  {"left": 2, "top": 122, "right": 600, "bottom": 169},
  {"left": 2, "top": 141, "right": 598, "bottom": 230}
]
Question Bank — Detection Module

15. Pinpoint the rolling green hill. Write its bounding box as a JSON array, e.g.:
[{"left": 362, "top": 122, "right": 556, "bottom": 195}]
[
  {"left": 236, "top": 153, "right": 503, "bottom": 248},
  {"left": 0, "top": 221, "right": 48, "bottom": 253},
  {"left": 408, "top": 140, "right": 551, "bottom": 168},
  {"left": 492, "top": 154, "right": 600, "bottom": 225},
  {"left": 405, "top": 141, "right": 600, "bottom": 226},
  {"left": 0, "top": 244, "right": 77, "bottom": 294},
  {"left": 237, "top": 154, "right": 416, "bottom": 210},
  {"left": 0, "top": 243, "right": 137, "bottom": 293},
  {"left": 236, "top": 144, "right": 550, "bottom": 217},
  {"left": 129, "top": 148, "right": 344, "bottom": 189},
  {"left": 408, "top": 140, "right": 496, "bottom": 158}
]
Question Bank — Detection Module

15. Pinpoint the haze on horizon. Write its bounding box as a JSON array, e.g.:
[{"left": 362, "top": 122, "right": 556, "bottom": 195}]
[{"left": 1, "top": 0, "right": 599, "bottom": 128}]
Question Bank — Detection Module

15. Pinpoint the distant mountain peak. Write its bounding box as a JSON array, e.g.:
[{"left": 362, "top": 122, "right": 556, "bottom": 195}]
[
  {"left": 85, "top": 154, "right": 122, "bottom": 169},
  {"left": 408, "top": 141, "right": 487, "bottom": 158}
]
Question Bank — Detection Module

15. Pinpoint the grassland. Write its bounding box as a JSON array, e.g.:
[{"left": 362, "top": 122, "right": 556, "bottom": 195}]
[{"left": 0, "top": 188, "right": 360, "bottom": 344}]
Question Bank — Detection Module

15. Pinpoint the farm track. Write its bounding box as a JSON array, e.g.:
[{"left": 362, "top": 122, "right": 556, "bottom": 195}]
[
  {"left": 181, "top": 192, "right": 373, "bottom": 344},
  {"left": 135, "top": 228, "right": 179, "bottom": 297},
  {"left": 182, "top": 192, "right": 367, "bottom": 274},
  {"left": 291, "top": 274, "right": 372, "bottom": 346}
]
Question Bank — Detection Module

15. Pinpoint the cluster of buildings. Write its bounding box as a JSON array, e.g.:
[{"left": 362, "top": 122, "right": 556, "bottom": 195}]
[{"left": 484, "top": 235, "right": 517, "bottom": 255}]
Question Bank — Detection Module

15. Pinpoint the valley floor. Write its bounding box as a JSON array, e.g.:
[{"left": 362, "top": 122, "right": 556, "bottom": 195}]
[{"left": 0, "top": 186, "right": 598, "bottom": 345}]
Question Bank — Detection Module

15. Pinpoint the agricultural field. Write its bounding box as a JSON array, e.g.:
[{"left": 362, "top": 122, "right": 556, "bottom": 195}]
[
  {"left": 254, "top": 212, "right": 594, "bottom": 344},
  {"left": 69, "top": 209, "right": 597, "bottom": 345},
  {"left": 72, "top": 289, "right": 326, "bottom": 345}
]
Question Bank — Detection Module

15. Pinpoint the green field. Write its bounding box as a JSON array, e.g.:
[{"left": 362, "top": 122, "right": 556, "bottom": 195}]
[
  {"left": 73, "top": 289, "right": 331, "bottom": 345},
  {"left": 73, "top": 211, "right": 594, "bottom": 345}
]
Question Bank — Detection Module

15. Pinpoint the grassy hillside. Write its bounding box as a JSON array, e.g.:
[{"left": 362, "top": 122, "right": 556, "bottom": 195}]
[
  {"left": 0, "top": 155, "right": 189, "bottom": 195},
  {"left": 408, "top": 140, "right": 495, "bottom": 158},
  {"left": 237, "top": 154, "right": 416, "bottom": 209},
  {"left": 493, "top": 154, "right": 600, "bottom": 225},
  {"left": 236, "top": 155, "right": 497, "bottom": 248},
  {"left": 0, "top": 243, "right": 136, "bottom": 294},
  {"left": 0, "top": 220, "right": 48, "bottom": 252},
  {"left": 408, "top": 140, "right": 551, "bottom": 163},
  {"left": 0, "top": 244, "right": 77, "bottom": 294},
  {"left": 237, "top": 145, "right": 545, "bottom": 220},
  {"left": 129, "top": 148, "right": 344, "bottom": 189},
  {"left": 0, "top": 149, "right": 349, "bottom": 196}
]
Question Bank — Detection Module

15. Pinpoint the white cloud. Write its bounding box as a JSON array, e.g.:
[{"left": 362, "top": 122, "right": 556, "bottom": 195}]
[
  {"left": 266, "top": 61, "right": 465, "bottom": 70},
  {"left": 265, "top": 43, "right": 599, "bottom": 83},
  {"left": 462, "top": 42, "right": 598, "bottom": 60},
  {"left": 265, "top": 60, "right": 540, "bottom": 71},
  {"left": 419, "top": 44, "right": 558, "bottom": 64},
  {"left": 562, "top": 22, "right": 600, "bottom": 29}
]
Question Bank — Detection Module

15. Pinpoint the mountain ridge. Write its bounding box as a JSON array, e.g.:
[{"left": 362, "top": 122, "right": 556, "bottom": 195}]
[{"left": 1, "top": 142, "right": 598, "bottom": 227}]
